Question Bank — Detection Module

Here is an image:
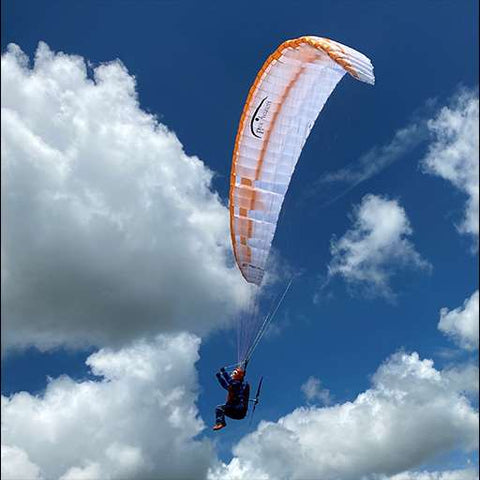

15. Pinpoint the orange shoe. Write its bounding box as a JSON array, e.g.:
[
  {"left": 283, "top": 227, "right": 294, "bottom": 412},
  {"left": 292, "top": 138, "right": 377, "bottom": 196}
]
[{"left": 213, "top": 423, "right": 226, "bottom": 431}]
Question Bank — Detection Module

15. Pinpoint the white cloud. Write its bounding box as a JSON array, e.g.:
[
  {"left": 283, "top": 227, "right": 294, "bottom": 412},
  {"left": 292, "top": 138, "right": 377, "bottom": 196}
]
[
  {"left": 301, "top": 376, "right": 333, "bottom": 405},
  {"left": 302, "top": 89, "right": 479, "bottom": 231},
  {"left": 1, "top": 445, "right": 43, "bottom": 480},
  {"left": 210, "top": 352, "right": 478, "bottom": 480},
  {"left": 387, "top": 469, "right": 479, "bottom": 480},
  {"left": 422, "top": 90, "right": 479, "bottom": 244},
  {"left": 438, "top": 291, "right": 479, "bottom": 351},
  {"left": 321, "top": 124, "right": 424, "bottom": 185},
  {"left": 443, "top": 363, "right": 479, "bottom": 396},
  {"left": 1, "top": 43, "right": 248, "bottom": 351},
  {"left": 1, "top": 333, "right": 215, "bottom": 480},
  {"left": 209, "top": 458, "right": 270, "bottom": 480},
  {"left": 306, "top": 123, "right": 425, "bottom": 207},
  {"left": 327, "top": 194, "right": 430, "bottom": 297}
]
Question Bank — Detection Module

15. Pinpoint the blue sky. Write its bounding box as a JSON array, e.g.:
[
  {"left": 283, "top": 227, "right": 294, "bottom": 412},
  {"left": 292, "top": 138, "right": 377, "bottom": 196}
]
[{"left": 1, "top": 1, "right": 478, "bottom": 479}]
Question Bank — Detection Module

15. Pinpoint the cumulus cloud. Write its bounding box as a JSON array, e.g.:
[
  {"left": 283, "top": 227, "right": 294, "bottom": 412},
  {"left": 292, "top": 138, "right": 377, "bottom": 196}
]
[
  {"left": 1, "top": 333, "right": 215, "bottom": 480},
  {"left": 1, "top": 445, "right": 43, "bottom": 480},
  {"left": 443, "top": 363, "right": 479, "bottom": 397},
  {"left": 1, "top": 43, "right": 248, "bottom": 351},
  {"left": 438, "top": 291, "right": 479, "bottom": 351},
  {"left": 387, "top": 469, "right": 479, "bottom": 480},
  {"left": 327, "top": 194, "right": 430, "bottom": 297},
  {"left": 301, "top": 376, "right": 333, "bottom": 405},
  {"left": 209, "top": 352, "right": 478, "bottom": 480},
  {"left": 422, "top": 90, "right": 479, "bottom": 244}
]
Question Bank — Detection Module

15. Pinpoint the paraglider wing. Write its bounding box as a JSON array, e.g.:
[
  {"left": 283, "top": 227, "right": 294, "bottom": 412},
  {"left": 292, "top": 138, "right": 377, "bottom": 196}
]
[{"left": 229, "top": 36, "right": 374, "bottom": 286}]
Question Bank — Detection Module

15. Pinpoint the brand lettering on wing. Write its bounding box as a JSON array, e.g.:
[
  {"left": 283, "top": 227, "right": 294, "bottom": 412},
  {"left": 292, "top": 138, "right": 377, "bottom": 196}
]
[{"left": 250, "top": 97, "right": 272, "bottom": 139}]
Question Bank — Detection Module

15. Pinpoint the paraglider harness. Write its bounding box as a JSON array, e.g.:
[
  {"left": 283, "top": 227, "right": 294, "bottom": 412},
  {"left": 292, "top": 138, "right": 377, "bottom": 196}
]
[
  {"left": 215, "top": 366, "right": 250, "bottom": 420},
  {"left": 215, "top": 361, "right": 263, "bottom": 424}
]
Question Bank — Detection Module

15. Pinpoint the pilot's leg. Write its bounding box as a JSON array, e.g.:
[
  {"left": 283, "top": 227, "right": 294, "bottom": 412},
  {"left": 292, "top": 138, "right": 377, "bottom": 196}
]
[{"left": 213, "top": 405, "right": 227, "bottom": 430}]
